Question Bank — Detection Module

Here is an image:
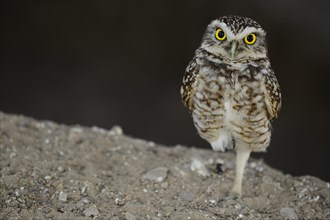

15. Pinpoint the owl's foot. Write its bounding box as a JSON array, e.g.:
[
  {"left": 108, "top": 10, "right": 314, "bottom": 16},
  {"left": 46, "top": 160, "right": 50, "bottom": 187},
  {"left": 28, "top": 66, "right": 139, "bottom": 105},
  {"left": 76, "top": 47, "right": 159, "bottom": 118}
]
[
  {"left": 229, "top": 184, "right": 242, "bottom": 198},
  {"left": 224, "top": 187, "right": 241, "bottom": 200}
]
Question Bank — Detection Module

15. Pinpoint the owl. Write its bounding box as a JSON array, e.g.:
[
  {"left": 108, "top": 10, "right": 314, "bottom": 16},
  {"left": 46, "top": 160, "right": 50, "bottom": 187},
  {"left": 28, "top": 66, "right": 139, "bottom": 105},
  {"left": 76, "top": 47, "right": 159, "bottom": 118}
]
[{"left": 181, "top": 16, "right": 281, "bottom": 196}]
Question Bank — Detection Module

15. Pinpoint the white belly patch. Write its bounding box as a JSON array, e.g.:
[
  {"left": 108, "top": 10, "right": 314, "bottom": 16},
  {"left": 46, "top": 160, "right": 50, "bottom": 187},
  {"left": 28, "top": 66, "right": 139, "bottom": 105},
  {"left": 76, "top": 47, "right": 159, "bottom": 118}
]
[
  {"left": 210, "top": 99, "right": 237, "bottom": 152},
  {"left": 210, "top": 129, "right": 233, "bottom": 152}
]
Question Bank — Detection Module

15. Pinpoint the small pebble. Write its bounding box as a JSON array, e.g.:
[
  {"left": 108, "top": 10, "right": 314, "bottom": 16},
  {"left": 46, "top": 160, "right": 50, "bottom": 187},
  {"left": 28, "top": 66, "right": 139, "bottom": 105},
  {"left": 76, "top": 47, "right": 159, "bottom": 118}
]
[
  {"left": 36, "top": 122, "right": 46, "bottom": 128},
  {"left": 280, "top": 207, "right": 298, "bottom": 220},
  {"left": 190, "top": 158, "right": 210, "bottom": 177},
  {"left": 148, "top": 141, "right": 156, "bottom": 147},
  {"left": 142, "top": 167, "right": 168, "bottom": 183},
  {"left": 250, "top": 161, "right": 257, "bottom": 169},
  {"left": 109, "top": 125, "right": 123, "bottom": 136},
  {"left": 215, "top": 158, "right": 224, "bottom": 164},
  {"left": 58, "top": 192, "right": 67, "bottom": 202},
  {"left": 14, "top": 191, "right": 20, "bottom": 197},
  {"left": 83, "top": 204, "right": 99, "bottom": 217},
  {"left": 57, "top": 166, "right": 65, "bottom": 172},
  {"left": 179, "top": 191, "right": 195, "bottom": 202},
  {"left": 209, "top": 199, "right": 217, "bottom": 207},
  {"left": 92, "top": 126, "right": 106, "bottom": 133},
  {"left": 70, "top": 127, "right": 83, "bottom": 133},
  {"left": 83, "top": 181, "right": 98, "bottom": 197},
  {"left": 115, "top": 197, "right": 125, "bottom": 206}
]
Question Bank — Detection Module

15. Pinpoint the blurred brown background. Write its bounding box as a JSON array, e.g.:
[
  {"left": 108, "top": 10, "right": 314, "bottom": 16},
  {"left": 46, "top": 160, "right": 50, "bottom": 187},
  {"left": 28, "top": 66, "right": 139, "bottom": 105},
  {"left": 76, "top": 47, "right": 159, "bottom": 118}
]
[{"left": 1, "top": 1, "right": 329, "bottom": 181}]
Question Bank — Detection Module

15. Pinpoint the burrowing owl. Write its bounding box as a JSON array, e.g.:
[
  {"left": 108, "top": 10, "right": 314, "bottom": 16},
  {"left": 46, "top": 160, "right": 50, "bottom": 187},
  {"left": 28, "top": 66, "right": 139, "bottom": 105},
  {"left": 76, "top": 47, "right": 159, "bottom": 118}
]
[{"left": 181, "top": 16, "right": 281, "bottom": 196}]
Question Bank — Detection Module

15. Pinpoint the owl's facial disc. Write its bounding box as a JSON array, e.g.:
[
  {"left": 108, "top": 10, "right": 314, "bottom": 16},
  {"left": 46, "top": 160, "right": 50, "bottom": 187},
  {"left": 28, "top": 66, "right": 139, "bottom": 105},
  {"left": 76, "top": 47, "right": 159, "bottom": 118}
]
[{"left": 201, "top": 18, "right": 268, "bottom": 62}]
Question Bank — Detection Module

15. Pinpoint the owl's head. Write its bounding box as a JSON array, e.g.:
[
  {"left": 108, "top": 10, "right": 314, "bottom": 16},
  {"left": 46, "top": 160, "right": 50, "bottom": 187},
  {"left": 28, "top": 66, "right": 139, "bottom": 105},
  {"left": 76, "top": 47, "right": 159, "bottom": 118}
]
[{"left": 200, "top": 16, "right": 268, "bottom": 62}]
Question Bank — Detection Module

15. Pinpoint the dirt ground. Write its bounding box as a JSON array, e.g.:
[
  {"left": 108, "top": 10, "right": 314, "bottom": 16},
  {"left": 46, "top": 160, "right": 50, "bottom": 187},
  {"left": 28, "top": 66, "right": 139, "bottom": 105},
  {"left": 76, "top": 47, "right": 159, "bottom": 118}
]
[{"left": 0, "top": 112, "right": 329, "bottom": 220}]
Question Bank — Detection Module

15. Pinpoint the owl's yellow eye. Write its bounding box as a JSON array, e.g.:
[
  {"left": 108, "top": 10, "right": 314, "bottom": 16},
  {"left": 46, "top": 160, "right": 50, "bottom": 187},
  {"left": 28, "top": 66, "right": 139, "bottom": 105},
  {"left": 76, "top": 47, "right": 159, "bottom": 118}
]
[
  {"left": 215, "top": 28, "right": 226, "bottom": 41},
  {"left": 244, "top": 33, "right": 257, "bottom": 45}
]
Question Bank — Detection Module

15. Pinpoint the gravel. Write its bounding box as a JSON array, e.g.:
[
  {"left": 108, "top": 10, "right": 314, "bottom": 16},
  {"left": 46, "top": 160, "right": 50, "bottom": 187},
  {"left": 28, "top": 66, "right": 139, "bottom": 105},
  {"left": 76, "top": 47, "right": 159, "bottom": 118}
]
[{"left": 0, "top": 112, "right": 329, "bottom": 219}]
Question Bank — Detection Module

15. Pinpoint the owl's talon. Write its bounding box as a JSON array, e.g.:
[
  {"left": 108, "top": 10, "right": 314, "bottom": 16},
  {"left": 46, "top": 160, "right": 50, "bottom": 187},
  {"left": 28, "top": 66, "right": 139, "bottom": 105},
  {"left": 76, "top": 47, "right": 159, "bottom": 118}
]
[{"left": 224, "top": 190, "right": 240, "bottom": 200}]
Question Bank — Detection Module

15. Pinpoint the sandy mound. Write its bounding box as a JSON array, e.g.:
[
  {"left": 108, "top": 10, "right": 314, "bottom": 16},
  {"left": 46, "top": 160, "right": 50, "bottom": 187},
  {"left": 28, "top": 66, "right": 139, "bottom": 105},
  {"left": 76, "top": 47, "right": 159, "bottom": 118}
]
[{"left": 0, "top": 112, "right": 329, "bottom": 219}]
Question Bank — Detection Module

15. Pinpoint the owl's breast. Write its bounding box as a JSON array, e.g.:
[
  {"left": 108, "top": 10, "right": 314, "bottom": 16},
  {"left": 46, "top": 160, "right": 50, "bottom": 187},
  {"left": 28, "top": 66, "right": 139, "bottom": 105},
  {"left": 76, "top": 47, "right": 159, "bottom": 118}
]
[{"left": 192, "top": 65, "right": 271, "bottom": 151}]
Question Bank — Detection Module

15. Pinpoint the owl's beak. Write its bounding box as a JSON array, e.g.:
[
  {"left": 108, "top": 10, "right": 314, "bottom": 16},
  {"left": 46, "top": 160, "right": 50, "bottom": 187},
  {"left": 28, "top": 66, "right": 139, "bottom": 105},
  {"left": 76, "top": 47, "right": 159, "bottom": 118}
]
[{"left": 230, "top": 41, "right": 238, "bottom": 60}]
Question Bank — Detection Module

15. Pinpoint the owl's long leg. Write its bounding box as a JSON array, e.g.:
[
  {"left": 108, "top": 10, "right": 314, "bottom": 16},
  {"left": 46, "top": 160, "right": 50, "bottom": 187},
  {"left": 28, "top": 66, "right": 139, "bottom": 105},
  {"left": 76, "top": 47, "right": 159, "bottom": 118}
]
[{"left": 230, "top": 149, "right": 251, "bottom": 196}]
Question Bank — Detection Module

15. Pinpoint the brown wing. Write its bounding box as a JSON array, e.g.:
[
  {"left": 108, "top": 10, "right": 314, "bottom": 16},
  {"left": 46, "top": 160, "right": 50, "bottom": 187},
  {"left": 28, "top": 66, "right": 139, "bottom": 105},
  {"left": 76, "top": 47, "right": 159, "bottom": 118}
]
[
  {"left": 263, "top": 71, "right": 281, "bottom": 120},
  {"left": 180, "top": 57, "right": 200, "bottom": 113}
]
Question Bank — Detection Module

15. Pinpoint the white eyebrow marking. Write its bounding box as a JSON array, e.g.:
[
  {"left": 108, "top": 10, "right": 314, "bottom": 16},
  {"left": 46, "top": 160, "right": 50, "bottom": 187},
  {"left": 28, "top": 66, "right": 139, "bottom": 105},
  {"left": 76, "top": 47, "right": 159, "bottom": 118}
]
[
  {"left": 236, "top": 27, "right": 265, "bottom": 39},
  {"left": 210, "top": 20, "right": 265, "bottom": 40}
]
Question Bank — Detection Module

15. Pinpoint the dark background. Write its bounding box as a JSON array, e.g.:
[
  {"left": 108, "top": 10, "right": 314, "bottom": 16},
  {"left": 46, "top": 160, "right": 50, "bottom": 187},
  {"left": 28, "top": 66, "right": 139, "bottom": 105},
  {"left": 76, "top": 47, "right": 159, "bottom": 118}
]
[{"left": 1, "top": 1, "right": 329, "bottom": 181}]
